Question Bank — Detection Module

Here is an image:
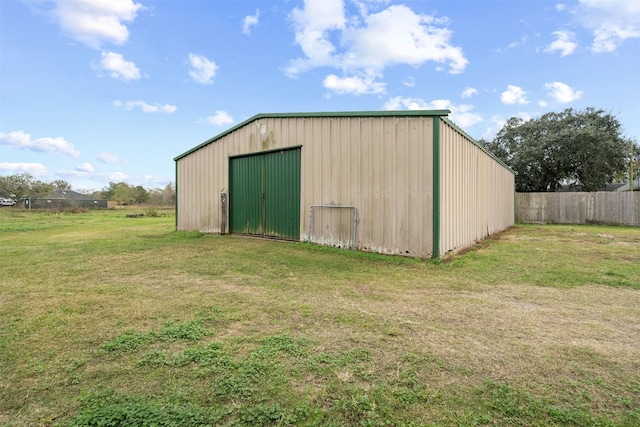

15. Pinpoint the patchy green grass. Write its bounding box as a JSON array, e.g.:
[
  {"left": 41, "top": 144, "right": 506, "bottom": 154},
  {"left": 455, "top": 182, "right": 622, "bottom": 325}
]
[{"left": 1, "top": 208, "right": 639, "bottom": 426}]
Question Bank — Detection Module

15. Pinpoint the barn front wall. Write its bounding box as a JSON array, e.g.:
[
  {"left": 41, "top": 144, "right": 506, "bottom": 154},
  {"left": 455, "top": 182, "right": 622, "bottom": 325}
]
[{"left": 176, "top": 113, "right": 438, "bottom": 258}]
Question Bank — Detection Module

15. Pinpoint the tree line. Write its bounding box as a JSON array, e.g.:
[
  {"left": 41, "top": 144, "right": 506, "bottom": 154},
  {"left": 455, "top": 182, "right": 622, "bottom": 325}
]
[
  {"left": 0, "top": 174, "right": 175, "bottom": 206},
  {"left": 100, "top": 181, "right": 175, "bottom": 206},
  {"left": 479, "top": 107, "right": 638, "bottom": 192}
]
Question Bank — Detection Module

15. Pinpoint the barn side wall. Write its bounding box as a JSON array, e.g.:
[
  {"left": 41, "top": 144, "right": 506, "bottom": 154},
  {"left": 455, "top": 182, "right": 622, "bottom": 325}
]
[
  {"left": 176, "top": 115, "right": 436, "bottom": 258},
  {"left": 439, "top": 119, "right": 515, "bottom": 256}
]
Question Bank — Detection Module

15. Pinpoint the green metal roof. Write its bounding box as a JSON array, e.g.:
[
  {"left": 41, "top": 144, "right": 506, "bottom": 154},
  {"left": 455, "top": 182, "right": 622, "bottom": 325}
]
[{"left": 174, "top": 110, "right": 451, "bottom": 161}]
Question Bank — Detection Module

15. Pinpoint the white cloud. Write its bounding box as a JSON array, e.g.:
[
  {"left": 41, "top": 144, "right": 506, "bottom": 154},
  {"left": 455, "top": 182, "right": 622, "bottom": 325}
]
[
  {"left": 94, "top": 51, "right": 140, "bottom": 81},
  {"left": 323, "top": 74, "right": 385, "bottom": 95},
  {"left": 0, "top": 162, "right": 48, "bottom": 177},
  {"left": 545, "top": 30, "right": 577, "bottom": 56},
  {"left": 481, "top": 116, "right": 508, "bottom": 140},
  {"left": 402, "top": 76, "right": 416, "bottom": 87},
  {"left": 352, "top": 0, "right": 392, "bottom": 16},
  {"left": 451, "top": 107, "right": 483, "bottom": 128},
  {"left": 188, "top": 53, "right": 218, "bottom": 84},
  {"left": 382, "top": 96, "right": 483, "bottom": 128},
  {"left": 114, "top": 100, "right": 177, "bottom": 113},
  {"left": 0, "top": 130, "right": 80, "bottom": 157},
  {"left": 494, "top": 36, "right": 529, "bottom": 53},
  {"left": 42, "top": 0, "right": 144, "bottom": 49},
  {"left": 481, "top": 112, "right": 533, "bottom": 140},
  {"left": 555, "top": 3, "right": 567, "bottom": 12},
  {"left": 97, "top": 152, "right": 122, "bottom": 163},
  {"left": 206, "top": 111, "right": 234, "bottom": 126},
  {"left": 342, "top": 5, "right": 468, "bottom": 73},
  {"left": 461, "top": 87, "right": 478, "bottom": 98},
  {"left": 104, "top": 171, "right": 129, "bottom": 181},
  {"left": 508, "top": 36, "right": 529, "bottom": 49},
  {"left": 575, "top": 0, "right": 640, "bottom": 52},
  {"left": 57, "top": 168, "right": 168, "bottom": 188},
  {"left": 243, "top": 9, "right": 260, "bottom": 35},
  {"left": 62, "top": 169, "right": 129, "bottom": 182},
  {"left": 286, "top": 0, "right": 346, "bottom": 75},
  {"left": 544, "top": 81, "right": 583, "bottom": 103},
  {"left": 500, "top": 85, "right": 528, "bottom": 105},
  {"left": 286, "top": 1, "right": 467, "bottom": 80},
  {"left": 76, "top": 162, "right": 94, "bottom": 173}
]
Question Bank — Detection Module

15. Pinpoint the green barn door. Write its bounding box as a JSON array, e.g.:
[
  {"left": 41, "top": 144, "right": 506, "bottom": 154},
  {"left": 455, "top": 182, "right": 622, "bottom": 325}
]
[
  {"left": 265, "top": 149, "right": 301, "bottom": 240},
  {"left": 229, "top": 154, "right": 264, "bottom": 235},
  {"left": 229, "top": 148, "right": 300, "bottom": 240}
]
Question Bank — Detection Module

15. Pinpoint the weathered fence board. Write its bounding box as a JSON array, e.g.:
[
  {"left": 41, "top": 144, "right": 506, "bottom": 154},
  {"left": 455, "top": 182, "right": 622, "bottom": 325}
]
[{"left": 517, "top": 192, "right": 639, "bottom": 226}]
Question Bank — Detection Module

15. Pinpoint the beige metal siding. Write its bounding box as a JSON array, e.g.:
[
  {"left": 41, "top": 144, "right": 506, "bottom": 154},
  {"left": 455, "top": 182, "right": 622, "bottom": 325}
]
[
  {"left": 177, "top": 116, "right": 435, "bottom": 258},
  {"left": 439, "top": 119, "right": 515, "bottom": 256},
  {"left": 300, "top": 116, "right": 434, "bottom": 257},
  {"left": 177, "top": 118, "right": 296, "bottom": 233}
]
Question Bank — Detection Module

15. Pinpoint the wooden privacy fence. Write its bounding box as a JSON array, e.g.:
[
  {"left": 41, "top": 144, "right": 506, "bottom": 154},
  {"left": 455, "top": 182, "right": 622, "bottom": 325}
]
[{"left": 517, "top": 192, "right": 639, "bottom": 226}]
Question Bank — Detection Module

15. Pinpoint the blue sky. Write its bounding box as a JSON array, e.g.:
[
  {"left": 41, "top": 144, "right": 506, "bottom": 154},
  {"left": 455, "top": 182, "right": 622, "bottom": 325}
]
[{"left": 1, "top": 0, "right": 639, "bottom": 192}]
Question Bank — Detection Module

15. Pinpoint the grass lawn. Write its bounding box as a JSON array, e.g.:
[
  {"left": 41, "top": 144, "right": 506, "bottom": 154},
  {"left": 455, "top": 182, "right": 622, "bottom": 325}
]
[{"left": 0, "top": 207, "right": 639, "bottom": 426}]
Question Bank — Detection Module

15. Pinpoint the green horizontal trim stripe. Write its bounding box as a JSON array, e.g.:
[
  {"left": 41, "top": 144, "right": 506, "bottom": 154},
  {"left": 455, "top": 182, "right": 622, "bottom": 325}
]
[{"left": 174, "top": 110, "right": 451, "bottom": 161}]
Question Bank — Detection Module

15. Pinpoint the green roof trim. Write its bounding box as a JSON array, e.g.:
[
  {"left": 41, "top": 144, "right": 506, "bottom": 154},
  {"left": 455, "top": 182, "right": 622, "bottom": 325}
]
[{"left": 174, "top": 110, "right": 451, "bottom": 161}]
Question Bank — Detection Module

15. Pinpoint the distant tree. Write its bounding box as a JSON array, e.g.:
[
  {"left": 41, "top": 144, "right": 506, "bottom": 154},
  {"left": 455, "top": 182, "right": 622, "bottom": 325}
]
[
  {"left": 102, "top": 182, "right": 133, "bottom": 205},
  {"left": 134, "top": 186, "right": 149, "bottom": 204},
  {"left": 1, "top": 175, "right": 179, "bottom": 204},
  {"left": 112, "top": 185, "right": 132, "bottom": 205},
  {"left": 52, "top": 179, "right": 72, "bottom": 191},
  {"left": 613, "top": 139, "right": 640, "bottom": 188},
  {"left": 0, "top": 173, "right": 29, "bottom": 198},
  {"left": 482, "top": 108, "right": 633, "bottom": 192},
  {"left": 32, "top": 180, "right": 54, "bottom": 197},
  {"left": 147, "top": 182, "right": 175, "bottom": 206},
  {"left": 101, "top": 182, "right": 155, "bottom": 204},
  {"left": 162, "top": 182, "right": 175, "bottom": 205},
  {"left": 0, "top": 173, "right": 53, "bottom": 198},
  {"left": 101, "top": 182, "right": 118, "bottom": 201},
  {"left": 147, "top": 188, "right": 163, "bottom": 205},
  {"left": 102, "top": 182, "right": 128, "bottom": 203}
]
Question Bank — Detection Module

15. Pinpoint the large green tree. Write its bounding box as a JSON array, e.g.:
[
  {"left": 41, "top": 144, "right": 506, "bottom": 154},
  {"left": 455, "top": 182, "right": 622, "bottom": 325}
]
[
  {"left": 101, "top": 181, "right": 154, "bottom": 205},
  {"left": 482, "top": 108, "right": 635, "bottom": 192},
  {"left": 0, "top": 173, "right": 54, "bottom": 198}
]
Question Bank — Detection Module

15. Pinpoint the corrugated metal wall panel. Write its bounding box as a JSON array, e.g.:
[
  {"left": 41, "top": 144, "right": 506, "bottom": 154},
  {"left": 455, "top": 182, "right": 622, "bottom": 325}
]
[{"left": 439, "top": 119, "right": 515, "bottom": 256}]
